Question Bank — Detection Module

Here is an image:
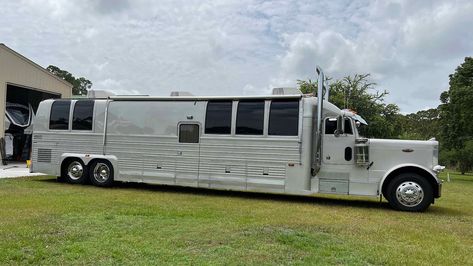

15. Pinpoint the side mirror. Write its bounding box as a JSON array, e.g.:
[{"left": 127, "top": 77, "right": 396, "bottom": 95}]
[
  {"left": 355, "top": 121, "right": 361, "bottom": 128},
  {"left": 335, "top": 115, "right": 344, "bottom": 137}
]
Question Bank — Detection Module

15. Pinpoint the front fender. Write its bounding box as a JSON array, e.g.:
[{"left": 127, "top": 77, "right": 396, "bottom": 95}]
[{"left": 379, "top": 163, "right": 441, "bottom": 194}]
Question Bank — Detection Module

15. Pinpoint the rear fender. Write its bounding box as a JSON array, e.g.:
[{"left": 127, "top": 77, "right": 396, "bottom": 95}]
[{"left": 59, "top": 153, "right": 118, "bottom": 177}]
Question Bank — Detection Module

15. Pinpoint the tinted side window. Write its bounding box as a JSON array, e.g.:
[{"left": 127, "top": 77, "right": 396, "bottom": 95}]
[
  {"left": 205, "top": 101, "right": 232, "bottom": 134},
  {"left": 236, "top": 100, "right": 264, "bottom": 135},
  {"left": 49, "top": 101, "right": 71, "bottom": 130},
  {"left": 72, "top": 100, "right": 94, "bottom": 130},
  {"left": 179, "top": 124, "right": 199, "bottom": 143},
  {"left": 325, "top": 118, "right": 353, "bottom": 135},
  {"left": 269, "top": 100, "right": 299, "bottom": 136},
  {"left": 325, "top": 119, "right": 337, "bottom": 134}
]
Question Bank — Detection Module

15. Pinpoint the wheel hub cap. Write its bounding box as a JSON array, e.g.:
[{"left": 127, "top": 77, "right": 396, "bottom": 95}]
[
  {"left": 396, "top": 181, "right": 424, "bottom": 207},
  {"left": 94, "top": 163, "right": 110, "bottom": 182},
  {"left": 67, "top": 162, "right": 83, "bottom": 180}
]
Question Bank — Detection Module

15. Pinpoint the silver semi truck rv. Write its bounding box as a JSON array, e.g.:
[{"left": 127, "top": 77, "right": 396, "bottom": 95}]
[{"left": 30, "top": 67, "right": 443, "bottom": 211}]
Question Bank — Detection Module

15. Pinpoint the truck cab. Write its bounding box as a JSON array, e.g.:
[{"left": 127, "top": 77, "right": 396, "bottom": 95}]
[{"left": 312, "top": 67, "right": 443, "bottom": 211}]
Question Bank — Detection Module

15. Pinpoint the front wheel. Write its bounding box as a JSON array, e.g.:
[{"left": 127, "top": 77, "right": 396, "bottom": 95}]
[
  {"left": 386, "top": 173, "right": 433, "bottom": 212},
  {"left": 89, "top": 160, "right": 114, "bottom": 187}
]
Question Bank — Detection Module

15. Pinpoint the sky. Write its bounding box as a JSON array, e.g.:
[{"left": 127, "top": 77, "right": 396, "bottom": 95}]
[{"left": 1, "top": 0, "right": 472, "bottom": 113}]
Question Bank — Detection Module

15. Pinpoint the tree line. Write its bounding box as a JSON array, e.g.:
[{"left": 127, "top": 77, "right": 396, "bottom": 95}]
[
  {"left": 298, "top": 57, "right": 473, "bottom": 174},
  {"left": 47, "top": 65, "right": 92, "bottom": 96}
]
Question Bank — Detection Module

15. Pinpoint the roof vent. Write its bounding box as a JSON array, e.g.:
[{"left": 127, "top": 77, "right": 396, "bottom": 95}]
[
  {"left": 272, "top": 87, "right": 302, "bottom": 95},
  {"left": 87, "top": 89, "right": 116, "bottom": 98},
  {"left": 170, "top": 91, "right": 194, "bottom": 96}
]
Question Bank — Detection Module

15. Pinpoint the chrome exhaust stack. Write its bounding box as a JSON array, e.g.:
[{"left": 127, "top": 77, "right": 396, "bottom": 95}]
[
  {"left": 312, "top": 65, "right": 326, "bottom": 175},
  {"left": 324, "top": 79, "right": 329, "bottom": 101}
]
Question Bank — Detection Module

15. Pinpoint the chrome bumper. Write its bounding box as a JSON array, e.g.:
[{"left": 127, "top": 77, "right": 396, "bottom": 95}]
[
  {"left": 433, "top": 165, "right": 444, "bottom": 198},
  {"left": 437, "top": 180, "right": 442, "bottom": 198}
]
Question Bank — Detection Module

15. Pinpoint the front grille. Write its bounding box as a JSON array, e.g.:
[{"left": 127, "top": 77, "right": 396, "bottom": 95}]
[{"left": 355, "top": 144, "right": 369, "bottom": 166}]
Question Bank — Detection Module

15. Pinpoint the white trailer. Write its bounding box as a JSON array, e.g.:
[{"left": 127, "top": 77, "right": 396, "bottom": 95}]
[{"left": 30, "top": 67, "right": 443, "bottom": 211}]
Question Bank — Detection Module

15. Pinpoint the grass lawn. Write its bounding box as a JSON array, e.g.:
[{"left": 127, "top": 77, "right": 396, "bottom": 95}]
[{"left": 1, "top": 172, "right": 472, "bottom": 265}]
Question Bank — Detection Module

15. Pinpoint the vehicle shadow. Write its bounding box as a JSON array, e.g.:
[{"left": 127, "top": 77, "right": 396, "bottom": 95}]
[
  {"left": 39, "top": 177, "right": 394, "bottom": 211},
  {"left": 122, "top": 181, "right": 395, "bottom": 210},
  {"left": 39, "top": 177, "right": 459, "bottom": 214}
]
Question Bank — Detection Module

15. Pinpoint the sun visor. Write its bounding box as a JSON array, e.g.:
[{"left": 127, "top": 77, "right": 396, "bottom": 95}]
[
  {"left": 353, "top": 114, "right": 368, "bottom": 125},
  {"left": 341, "top": 109, "right": 368, "bottom": 125}
]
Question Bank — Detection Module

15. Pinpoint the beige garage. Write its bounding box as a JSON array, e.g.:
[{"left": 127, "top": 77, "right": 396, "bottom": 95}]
[{"left": 0, "top": 43, "right": 72, "bottom": 162}]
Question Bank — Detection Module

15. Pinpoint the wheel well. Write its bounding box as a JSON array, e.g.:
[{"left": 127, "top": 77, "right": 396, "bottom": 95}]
[
  {"left": 381, "top": 166, "right": 439, "bottom": 199},
  {"left": 87, "top": 158, "right": 114, "bottom": 171},
  {"left": 60, "top": 157, "right": 85, "bottom": 177}
]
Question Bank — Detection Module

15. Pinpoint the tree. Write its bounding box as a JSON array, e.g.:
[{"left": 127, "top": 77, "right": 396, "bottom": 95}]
[
  {"left": 47, "top": 65, "right": 92, "bottom": 96},
  {"left": 401, "top": 108, "right": 440, "bottom": 140},
  {"left": 298, "top": 79, "right": 317, "bottom": 95},
  {"left": 457, "top": 140, "right": 473, "bottom": 174},
  {"left": 297, "top": 74, "right": 402, "bottom": 138},
  {"left": 439, "top": 57, "right": 473, "bottom": 150},
  {"left": 437, "top": 57, "right": 473, "bottom": 173}
]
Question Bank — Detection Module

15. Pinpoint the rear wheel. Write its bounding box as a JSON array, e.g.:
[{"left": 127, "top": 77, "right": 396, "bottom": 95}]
[
  {"left": 89, "top": 160, "right": 114, "bottom": 187},
  {"left": 386, "top": 172, "right": 433, "bottom": 212},
  {"left": 63, "top": 159, "right": 87, "bottom": 184}
]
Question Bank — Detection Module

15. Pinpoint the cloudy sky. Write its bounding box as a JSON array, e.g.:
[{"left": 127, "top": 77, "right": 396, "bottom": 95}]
[{"left": 1, "top": 0, "right": 472, "bottom": 113}]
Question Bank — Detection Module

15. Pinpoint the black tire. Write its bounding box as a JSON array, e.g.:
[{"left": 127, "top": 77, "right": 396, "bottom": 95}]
[
  {"left": 386, "top": 172, "right": 433, "bottom": 212},
  {"left": 62, "top": 159, "right": 88, "bottom": 184},
  {"left": 89, "top": 160, "right": 114, "bottom": 187}
]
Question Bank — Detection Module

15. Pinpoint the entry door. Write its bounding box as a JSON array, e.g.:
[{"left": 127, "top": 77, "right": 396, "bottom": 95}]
[
  {"left": 322, "top": 118, "right": 355, "bottom": 165},
  {"left": 175, "top": 123, "right": 200, "bottom": 186}
]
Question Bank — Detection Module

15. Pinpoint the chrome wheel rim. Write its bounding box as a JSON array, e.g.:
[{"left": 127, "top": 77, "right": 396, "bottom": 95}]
[
  {"left": 396, "top": 181, "right": 424, "bottom": 207},
  {"left": 67, "top": 161, "right": 83, "bottom": 180},
  {"left": 94, "top": 163, "right": 110, "bottom": 182}
]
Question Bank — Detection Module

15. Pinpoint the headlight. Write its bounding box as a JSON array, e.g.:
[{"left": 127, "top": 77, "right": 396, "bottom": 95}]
[{"left": 433, "top": 165, "right": 445, "bottom": 173}]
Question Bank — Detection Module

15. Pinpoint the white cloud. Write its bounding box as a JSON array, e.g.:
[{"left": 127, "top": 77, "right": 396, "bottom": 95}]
[
  {"left": 95, "top": 78, "right": 141, "bottom": 95},
  {"left": 401, "top": 2, "right": 473, "bottom": 60},
  {"left": 1, "top": 0, "right": 472, "bottom": 112},
  {"left": 268, "top": 1, "right": 473, "bottom": 111}
]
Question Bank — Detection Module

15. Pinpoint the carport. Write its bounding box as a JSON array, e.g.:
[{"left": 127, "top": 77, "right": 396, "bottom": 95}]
[{"left": 0, "top": 43, "right": 72, "bottom": 164}]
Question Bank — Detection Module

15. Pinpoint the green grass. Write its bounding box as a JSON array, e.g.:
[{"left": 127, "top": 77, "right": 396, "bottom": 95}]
[{"left": 1, "top": 172, "right": 473, "bottom": 265}]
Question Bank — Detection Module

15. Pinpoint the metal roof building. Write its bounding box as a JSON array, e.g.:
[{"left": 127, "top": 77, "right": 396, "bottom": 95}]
[{"left": 0, "top": 43, "right": 72, "bottom": 162}]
